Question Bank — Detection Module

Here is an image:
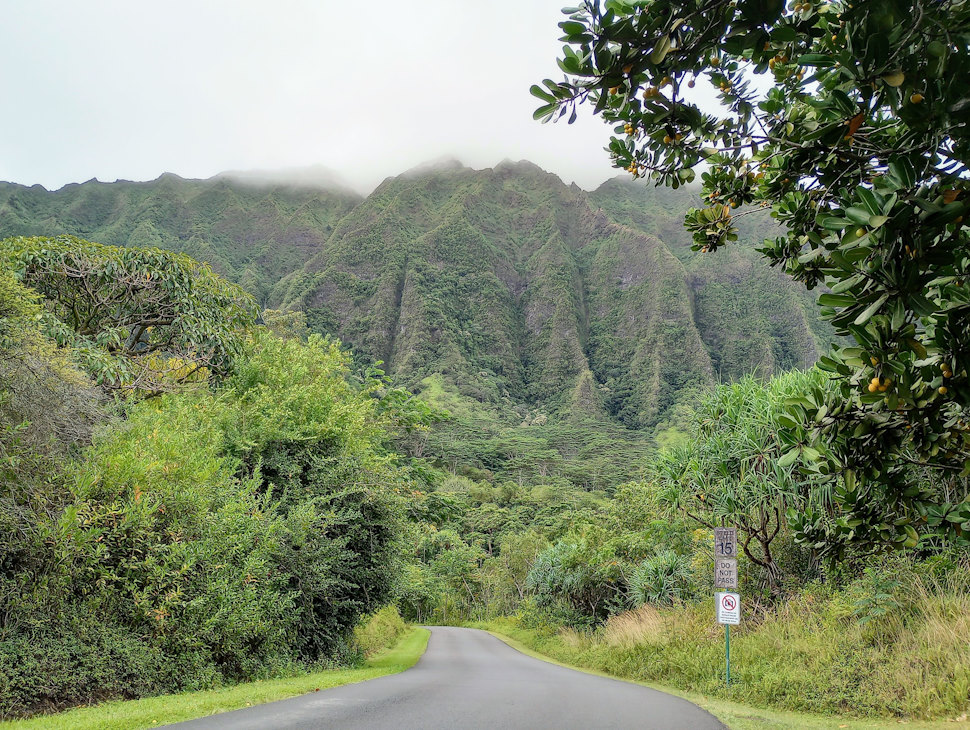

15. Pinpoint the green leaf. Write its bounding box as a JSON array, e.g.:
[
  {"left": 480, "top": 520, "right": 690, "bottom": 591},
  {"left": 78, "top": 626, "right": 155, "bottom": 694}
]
[
  {"left": 906, "top": 338, "right": 927, "bottom": 359},
  {"left": 830, "top": 274, "right": 864, "bottom": 294},
  {"left": 829, "top": 89, "right": 857, "bottom": 114},
  {"left": 796, "top": 53, "right": 837, "bottom": 67},
  {"left": 772, "top": 26, "right": 797, "bottom": 42},
  {"left": 560, "top": 21, "right": 587, "bottom": 35},
  {"left": 818, "top": 215, "right": 850, "bottom": 231},
  {"left": 818, "top": 293, "right": 855, "bottom": 307},
  {"left": 530, "top": 85, "right": 556, "bottom": 103},
  {"left": 778, "top": 414, "right": 801, "bottom": 429},
  {"left": 856, "top": 187, "right": 882, "bottom": 216},
  {"left": 650, "top": 35, "right": 671, "bottom": 64},
  {"left": 533, "top": 103, "right": 557, "bottom": 120},
  {"left": 845, "top": 207, "right": 873, "bottom": 225},
  {"left": 853, "top": 294, "right": 889, "bottom": 325},
  {"left": 888, "top": 157, "right": 916, "bottom": 188}
]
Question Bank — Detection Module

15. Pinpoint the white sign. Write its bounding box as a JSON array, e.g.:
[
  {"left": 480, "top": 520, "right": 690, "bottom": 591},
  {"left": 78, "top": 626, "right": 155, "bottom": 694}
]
[
  {"left": 714, "top": 528, "right": 737, "bottom": 558},
  {"left": 715, "top": 558, "right": 738, "bottom": 589},
  {"left": 716, "top": 592, "right": 740, "bottom": 625}
]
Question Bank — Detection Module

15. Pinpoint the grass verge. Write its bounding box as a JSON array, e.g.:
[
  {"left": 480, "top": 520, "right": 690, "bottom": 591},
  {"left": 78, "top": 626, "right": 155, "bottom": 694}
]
[
  {"left": 474, "top": 620, "right": 969, "bottom": 730},
  {"left": 2, "top": 628, "right": 430, "bottom": 730}
]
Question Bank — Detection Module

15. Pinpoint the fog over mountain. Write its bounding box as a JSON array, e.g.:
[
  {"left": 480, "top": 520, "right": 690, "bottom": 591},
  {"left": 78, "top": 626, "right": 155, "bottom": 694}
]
[
  {"left": 213, "top": 164, "right": 359, "bottom": 193},
  {"left": 0, "top": 1, "right": 652, "bottom": 194}
]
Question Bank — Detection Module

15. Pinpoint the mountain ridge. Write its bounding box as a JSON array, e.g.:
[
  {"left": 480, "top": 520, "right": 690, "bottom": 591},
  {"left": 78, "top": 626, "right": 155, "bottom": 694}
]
[{"left": 0, "top": 159, "right": 829, "bottom": 433}]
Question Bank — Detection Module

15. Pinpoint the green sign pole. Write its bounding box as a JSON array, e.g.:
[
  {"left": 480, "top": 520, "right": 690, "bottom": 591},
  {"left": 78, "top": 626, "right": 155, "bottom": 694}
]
[{"left": 725, "top": 624, "right": 731, "bottom": 686}]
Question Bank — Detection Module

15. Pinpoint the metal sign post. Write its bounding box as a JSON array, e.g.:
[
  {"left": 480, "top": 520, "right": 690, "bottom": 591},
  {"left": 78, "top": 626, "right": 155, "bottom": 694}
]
[
  {"left": 716, "top": 591, "right": 740, "bottom": 685},
  {"left": 714, "top": 527, "right": 739, "bottom": 687}
]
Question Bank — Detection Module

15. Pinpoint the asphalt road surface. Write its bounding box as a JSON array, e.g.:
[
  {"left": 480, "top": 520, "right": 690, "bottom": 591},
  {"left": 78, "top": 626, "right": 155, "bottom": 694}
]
[{"left": 168, "top": 626, "right": 725, "bottom": 729}]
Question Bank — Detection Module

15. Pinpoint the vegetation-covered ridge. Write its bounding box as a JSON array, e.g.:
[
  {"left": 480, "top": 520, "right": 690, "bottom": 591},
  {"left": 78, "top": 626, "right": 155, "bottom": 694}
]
[
  {"left": 0, "top": 161, "right": 830, "bottom": 433},
  {"left": 274, "top": 160, "right": 832, "bottom": 430},
  {"left": 0, "top": 173, "right": 361, "bottom": 306}
]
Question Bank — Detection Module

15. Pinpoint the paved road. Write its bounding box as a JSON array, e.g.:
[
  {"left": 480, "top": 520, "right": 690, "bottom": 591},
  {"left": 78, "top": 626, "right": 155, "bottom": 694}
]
[{"left": 168, "top": 626, "right": 724, "bottom": 729}]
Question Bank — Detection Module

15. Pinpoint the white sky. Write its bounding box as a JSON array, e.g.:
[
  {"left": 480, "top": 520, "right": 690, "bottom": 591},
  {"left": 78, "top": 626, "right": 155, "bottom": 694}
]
[{"left": 0, "top": 0, "right": 664, "bottom": 194}]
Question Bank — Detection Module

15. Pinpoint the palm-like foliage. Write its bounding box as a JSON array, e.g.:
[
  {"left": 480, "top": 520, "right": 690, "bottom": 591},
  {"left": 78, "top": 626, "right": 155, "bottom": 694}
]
[
  {"left": 654, "top": 370, "right": 828, "bottom": 590},
  {"left": 2, "top": 235, "right": 257, "bottom": 395},
  {"left": 628, "top": 549, "right": 693, "bottom": 606}
]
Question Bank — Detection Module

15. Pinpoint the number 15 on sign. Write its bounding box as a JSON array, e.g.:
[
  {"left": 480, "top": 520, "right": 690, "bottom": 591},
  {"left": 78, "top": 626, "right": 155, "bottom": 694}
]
[{"left": 714, "top": 527, "right": 736, "bottom": 558}]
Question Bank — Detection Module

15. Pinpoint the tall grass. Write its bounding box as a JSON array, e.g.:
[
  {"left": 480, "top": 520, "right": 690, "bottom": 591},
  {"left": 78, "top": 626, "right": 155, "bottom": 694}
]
[
  {"left": 601, "top": 605, "right": 666, "bottom": 648},
  {"left": 477, "top": 568, "right": 970, "bottom": 720}
]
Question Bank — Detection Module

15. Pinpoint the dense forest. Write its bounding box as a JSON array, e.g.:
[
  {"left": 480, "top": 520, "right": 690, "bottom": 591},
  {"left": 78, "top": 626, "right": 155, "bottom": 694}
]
[
  {"left": 1, "top": 161, "right": 968, "bottom": 723},
  {"left": 0, "top": 237, "right": 426, "bottom": 715}
]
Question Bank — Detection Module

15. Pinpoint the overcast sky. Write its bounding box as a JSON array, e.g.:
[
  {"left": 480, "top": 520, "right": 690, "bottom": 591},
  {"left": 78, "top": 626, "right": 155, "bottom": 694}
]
[{"left": 0, "top": 0, "right": 659, "bottom": 194}]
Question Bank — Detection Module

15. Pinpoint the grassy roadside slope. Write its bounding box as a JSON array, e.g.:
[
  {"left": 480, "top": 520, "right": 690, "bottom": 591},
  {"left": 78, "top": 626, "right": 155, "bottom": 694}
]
[
  {"left": 2, "top": 628, "right": 429, "bottom": 730},
  {"left": 474, "top": 620, "right": 968, "bottom": 730}
]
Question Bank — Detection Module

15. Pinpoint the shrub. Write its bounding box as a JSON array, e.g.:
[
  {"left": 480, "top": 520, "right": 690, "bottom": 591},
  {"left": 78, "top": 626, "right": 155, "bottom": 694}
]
[
  {"left": 627, "top": 549, "right": 693, "bottom": 606},
  {"left": 526, "top": 538, "right": 626, "bottom": 624},
  {"left": 353, "top": 606, "right": 408, "bottom": 657}
]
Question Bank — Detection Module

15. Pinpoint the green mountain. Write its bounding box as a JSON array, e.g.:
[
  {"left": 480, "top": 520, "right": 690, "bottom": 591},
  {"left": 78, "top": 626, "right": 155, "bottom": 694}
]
[
  {"left": 588, "top": 178, "right": 833, "bottom": 382},
  {"left": 0, "top": 172, "right": 361, "bottom": 304},
  {"left": 0, "top": 161, "right": 831, "bottom": 486},
  {"left": 272, "top": 160, "right": 718, "bottom": 429},
  {"left": 271, "top": 161, "right": 831, "bottom": 428}
]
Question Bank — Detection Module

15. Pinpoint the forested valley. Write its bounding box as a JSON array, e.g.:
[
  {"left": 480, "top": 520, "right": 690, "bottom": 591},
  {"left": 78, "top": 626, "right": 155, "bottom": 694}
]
[{"left": 2, "top": 161, "right": 969, "bottom": 724}]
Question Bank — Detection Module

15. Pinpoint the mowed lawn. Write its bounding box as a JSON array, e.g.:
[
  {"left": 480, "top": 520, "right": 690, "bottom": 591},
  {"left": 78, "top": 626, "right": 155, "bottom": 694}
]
[{"left": 2, "top": 628, "right": 429, "bottom": 730}]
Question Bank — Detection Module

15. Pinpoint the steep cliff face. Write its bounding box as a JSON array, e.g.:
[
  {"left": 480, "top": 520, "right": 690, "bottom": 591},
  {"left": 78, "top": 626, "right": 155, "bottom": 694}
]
[
  {"left": 589, "top": 177, "right": 831, "bottom": 383},
  {"left": 584, "top": 225, "right": 713, "bottom": 426},
  {"left": 275, "top": 161, "right": 717, "bottom": 428}
]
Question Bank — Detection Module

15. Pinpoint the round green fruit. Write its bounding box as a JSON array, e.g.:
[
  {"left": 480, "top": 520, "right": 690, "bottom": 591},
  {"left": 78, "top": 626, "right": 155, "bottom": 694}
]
[{"left": 927, "top": 40, "right": 947, "bottom": 58}]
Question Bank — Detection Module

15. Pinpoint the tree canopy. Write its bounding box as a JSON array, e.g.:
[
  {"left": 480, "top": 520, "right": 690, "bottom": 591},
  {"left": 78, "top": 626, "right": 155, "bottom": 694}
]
[
  {"left": 1, "top": 235, "right": 257, "bottom": 394},
  {"left": 534, "top": 0, "right": 970, "bottom": 557}
]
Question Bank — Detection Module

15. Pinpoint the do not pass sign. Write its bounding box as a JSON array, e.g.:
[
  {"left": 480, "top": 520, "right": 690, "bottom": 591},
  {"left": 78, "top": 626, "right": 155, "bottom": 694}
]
[
  {"left": 716, "top": 592, "right": 740, "bottom": 625},
  {"left": 715, "top": 558, "right": 737, "bottom": 589}
]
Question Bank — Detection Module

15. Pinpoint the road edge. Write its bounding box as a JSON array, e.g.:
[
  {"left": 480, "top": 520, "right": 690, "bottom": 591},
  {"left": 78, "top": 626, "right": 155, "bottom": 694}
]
[
  {"left": 1, "top": 628, "right": 431, "bottom": 730},
  {"left": 479, "top": 627, "right": 728, "bottom": 728}
]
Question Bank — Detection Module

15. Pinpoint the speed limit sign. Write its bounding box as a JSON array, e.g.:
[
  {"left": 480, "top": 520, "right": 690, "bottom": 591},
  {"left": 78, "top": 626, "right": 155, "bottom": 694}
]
[{"left": 714, "top": 528, "right": 737, "bottom": 558}]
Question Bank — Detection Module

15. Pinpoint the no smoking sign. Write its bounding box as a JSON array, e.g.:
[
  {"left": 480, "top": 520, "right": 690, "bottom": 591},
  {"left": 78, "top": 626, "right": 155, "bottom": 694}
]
[{"left": 716, "top": 592, "right": 740, "bottom": 625}]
